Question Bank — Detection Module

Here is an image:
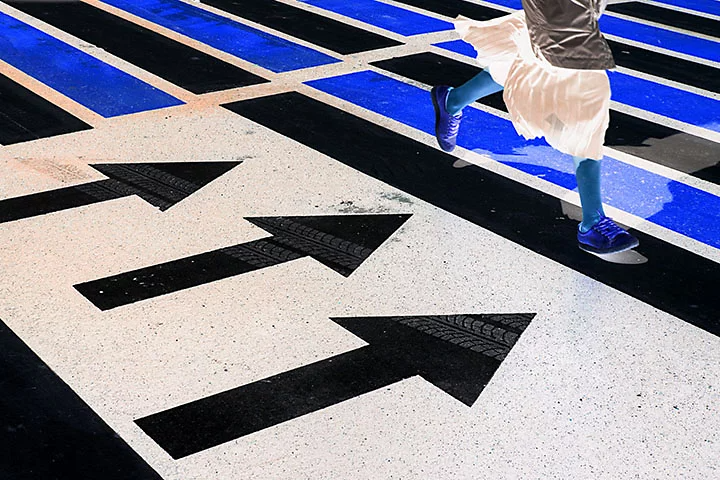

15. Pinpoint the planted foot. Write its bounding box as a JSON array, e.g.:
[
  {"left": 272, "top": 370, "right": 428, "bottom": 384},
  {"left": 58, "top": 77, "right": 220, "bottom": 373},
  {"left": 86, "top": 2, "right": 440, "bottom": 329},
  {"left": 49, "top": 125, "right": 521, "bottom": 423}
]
[{"left": 578, "top": 216, "right": 640, "bottom": 254}]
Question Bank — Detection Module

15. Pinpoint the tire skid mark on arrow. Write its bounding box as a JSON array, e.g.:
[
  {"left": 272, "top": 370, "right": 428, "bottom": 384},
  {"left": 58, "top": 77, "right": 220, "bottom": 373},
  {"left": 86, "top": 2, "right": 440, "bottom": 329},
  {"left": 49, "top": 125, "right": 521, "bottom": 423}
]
[
  {"left": 0, "top": 161, "right": 240, "bottom": 223},
  {"left": 135, "top": 313, "right": 536, "bottom": 459},
  {"left": 74, "top": 214, "right": 411, "bottom": 310}
]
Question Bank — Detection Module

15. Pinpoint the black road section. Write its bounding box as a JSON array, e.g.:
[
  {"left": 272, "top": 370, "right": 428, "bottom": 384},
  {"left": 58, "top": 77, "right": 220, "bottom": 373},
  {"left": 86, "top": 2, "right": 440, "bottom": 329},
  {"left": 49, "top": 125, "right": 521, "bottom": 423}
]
[
  {"left": 136, "top": 313, "right": 535, "bottom": 459},
  {"left": 390, "top": 0, "right": 505, "bottom": 21},
  {"left": 0, "top": 161, "right": 240, "bottom": 223},
  {"left": 7, "top": 0, "right": 268, "bottom": 94},
  {"left": 224, "top": 92, "right": 720, "bottom": 337},
  {"left": 391, "top": 0, "right": 720, "bottom": 94},
  {"left": 0, "top": 320, "right": 163, "bottom": 480},
  {"left": 607, "top": 40, "right": 720, "bottom": 95},
  {"left": 0, "top": 73, "right": 91, "bottom": 145},
  {"left": 199, "top": 0, "right": 402, "bottom": 54},
  {"left": 75, "top": 214, "right": 411, "bottom": 310},
  {"left": 371, "top": 52, "right": 720, "bottom": 185},
  {"left": 607, "top": 1, "right": 720, "bottom": 39}
]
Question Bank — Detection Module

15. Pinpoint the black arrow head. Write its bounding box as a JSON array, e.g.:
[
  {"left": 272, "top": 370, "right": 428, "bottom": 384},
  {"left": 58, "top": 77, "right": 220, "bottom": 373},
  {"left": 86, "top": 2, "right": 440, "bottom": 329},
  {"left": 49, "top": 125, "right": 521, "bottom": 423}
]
[
  {"left": 90, "top": 162, "right": 241, "bottom": 211},
  {"left": 331, "top": 314, "right": 536, "bottom": 406},
  {"left": 245, "top": 214, "right": 411, "bottom": 276}
]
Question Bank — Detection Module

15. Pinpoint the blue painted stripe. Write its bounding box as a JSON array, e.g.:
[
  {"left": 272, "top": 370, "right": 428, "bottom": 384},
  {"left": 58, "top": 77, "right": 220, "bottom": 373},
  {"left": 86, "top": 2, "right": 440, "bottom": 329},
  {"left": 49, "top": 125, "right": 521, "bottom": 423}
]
[
  {"left": 435, "top": 39, "right": 478, "bottom": 59},
  {"left": 599, "top": 16, "right": 720, "bottom": 63},
  {"left": 435, "top": 40, "right": 720, "bottom": 133},
  {"left": 305, "top": 71, "right": 720, "bottom": 249},
  {"left": 478, "top": 0, "right": 523, "bottom": 9},
  {"left": 0, "top": 12, "right": 182, "bottom": 118},
  {"left": 650, "top": 0, "right": 720, "bottom": 17},
  {"left": 482, "top": 0, "right": 720, "bottom": 63},
  {"left": 606, "top": 71, "right": 720, "bottom": 133},
  {"left": 300, "top": 0, "right": 453, "bottom": 36},
  {"left": 101, "top": 0, "right": 339, "bottom": 73}
]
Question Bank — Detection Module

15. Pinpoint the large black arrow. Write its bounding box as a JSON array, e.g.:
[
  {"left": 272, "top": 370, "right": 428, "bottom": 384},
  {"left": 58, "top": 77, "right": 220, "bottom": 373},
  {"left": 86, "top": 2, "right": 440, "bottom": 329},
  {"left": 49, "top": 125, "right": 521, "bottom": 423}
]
[
  {"left": 135, "top": 313, "right": 536, "bottom": 459},
  {"left": 74, "top": 214, "right": 411, "bottom": 310},
  {"left": 0, "top": 161, "right": 240, "bottom": 223}
]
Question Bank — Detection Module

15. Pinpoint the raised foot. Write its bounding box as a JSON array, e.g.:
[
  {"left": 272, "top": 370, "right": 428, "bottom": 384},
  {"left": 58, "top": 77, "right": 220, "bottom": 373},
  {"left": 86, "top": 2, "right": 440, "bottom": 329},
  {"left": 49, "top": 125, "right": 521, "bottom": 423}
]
[{"left": 431, "top": 85, "right": 462, "bottom": 153}]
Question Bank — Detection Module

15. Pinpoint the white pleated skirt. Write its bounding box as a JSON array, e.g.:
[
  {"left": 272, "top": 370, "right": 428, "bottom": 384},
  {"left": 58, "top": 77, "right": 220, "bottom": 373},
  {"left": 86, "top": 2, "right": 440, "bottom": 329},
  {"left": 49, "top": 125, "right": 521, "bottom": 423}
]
[{"left": 455, "top": 12, "right": 611, "bottom": 160}]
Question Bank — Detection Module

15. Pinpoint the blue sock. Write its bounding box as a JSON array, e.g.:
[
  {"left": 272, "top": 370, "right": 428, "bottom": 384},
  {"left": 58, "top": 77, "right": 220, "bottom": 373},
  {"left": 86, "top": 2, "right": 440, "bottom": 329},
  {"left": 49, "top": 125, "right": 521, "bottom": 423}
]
[
  {"left": 446, "top": 69, "right": 503, "bottom": 116},
  {"left": 574, "top": 156, "right": 605, "bottom": 232}
]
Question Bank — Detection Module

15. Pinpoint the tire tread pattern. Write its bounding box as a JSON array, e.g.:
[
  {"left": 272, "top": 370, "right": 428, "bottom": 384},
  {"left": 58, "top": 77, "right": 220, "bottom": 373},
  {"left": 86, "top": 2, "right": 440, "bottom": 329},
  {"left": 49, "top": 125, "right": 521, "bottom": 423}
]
[{"left": 392, "top": 314, "right": 535, "bottom": 361}]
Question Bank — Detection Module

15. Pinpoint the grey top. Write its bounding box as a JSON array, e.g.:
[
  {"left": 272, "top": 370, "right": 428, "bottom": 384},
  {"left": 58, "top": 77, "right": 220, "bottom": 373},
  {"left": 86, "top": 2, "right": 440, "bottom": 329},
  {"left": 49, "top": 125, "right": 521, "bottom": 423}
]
[{"left": 522, "top": 0, "right": 615, "bottom": 70}]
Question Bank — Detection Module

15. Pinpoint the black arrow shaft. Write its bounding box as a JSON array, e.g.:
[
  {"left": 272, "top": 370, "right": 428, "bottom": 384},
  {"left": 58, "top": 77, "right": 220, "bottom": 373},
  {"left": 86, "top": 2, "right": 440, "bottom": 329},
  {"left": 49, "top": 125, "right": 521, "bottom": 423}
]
[
  {"left": 0, "top": 179, "right": 127, "bottom": 223},
  {"left": 75, "top": 214, "right": 408, "bottom": 310},
  {"left": 135, "top": 346, "right": 412, "bottom": 459},
  {"left": 74, "top": 237, "right": 306, "bottom": 310},
  {"left": 135, "top": 313, "right": 534, "bottom": 459}
]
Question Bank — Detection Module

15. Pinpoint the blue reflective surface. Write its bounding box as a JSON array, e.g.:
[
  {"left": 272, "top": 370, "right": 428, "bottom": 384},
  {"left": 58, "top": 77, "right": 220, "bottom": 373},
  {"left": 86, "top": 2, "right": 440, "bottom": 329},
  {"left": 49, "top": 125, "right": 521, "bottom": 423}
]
[
  {"left": 306, "top": 70, "right": 720, "bottom": 248},
  {"left": 607, "top": 71, "right": 720, "bottom": 133},
  {"left": 300, "top": 0, "right": 453, "bottom": 36},
  {"left": 634, "top": 0, "right": 720, "bottom": 17},
  {"left": 434, "top": 40, "right": 478, "bottom": 59},
  {"left": 599, "top": 15, "right": 720, "bottom": 63},
  {"left": 0, "top": 12, "right": 183, "bottom": 118},
  {"left": 101, "top": 0, "right": 339, "bottom": 72},
  {"left": 435, "top": 40, "right": 720, "bottom": 133}
]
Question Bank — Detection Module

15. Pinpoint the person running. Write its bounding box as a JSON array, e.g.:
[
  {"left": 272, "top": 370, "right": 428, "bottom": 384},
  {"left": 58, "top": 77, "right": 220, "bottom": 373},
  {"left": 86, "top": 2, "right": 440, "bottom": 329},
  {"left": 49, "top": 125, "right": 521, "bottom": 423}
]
[{"left": 431, "top": 0, "right": 639, "bottom": 254}]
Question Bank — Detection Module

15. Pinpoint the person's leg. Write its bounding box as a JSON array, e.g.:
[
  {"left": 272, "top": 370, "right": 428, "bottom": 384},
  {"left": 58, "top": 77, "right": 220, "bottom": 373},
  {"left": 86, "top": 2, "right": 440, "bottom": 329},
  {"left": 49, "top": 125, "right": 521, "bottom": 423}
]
[
  {"left": 431, "top": 68, "right": 503, "bottom": 152},
  {"left": 446, "top": 68, "right": 504, "bottom": 115},
  {"left": 573, "top": 156, "right": 604, "bottom": 232},
  {"left": 574, "top": 156, "right": 639, "bottom": 253}
]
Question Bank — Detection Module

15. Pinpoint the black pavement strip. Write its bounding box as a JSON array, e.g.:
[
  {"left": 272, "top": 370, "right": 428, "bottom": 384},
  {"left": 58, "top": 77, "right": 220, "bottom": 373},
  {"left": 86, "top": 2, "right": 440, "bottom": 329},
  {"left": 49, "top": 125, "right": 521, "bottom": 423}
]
[
  {"left": 7, "top": 0, "right": 268, "bottom": 94},
  {"left": 607, "top": 1, "right": 720, "bottom": 39},
  {"left": 0, "top": 73, "right": 91, "bottom": 145},
  {"left": 389, "top": 0, "right": 505, "bottom": 21},
  {"left": 0, "top": 319, "right": 163, "bottom": 480},
  {"left": 223, "top": 92, "right": 720, "bottom": 338},
  {"left": 199, "top": 0, "right": 402, "bottom": 55},
  {"left": 607, "top": 40, "right": 720, "bottom": 95},
  {"left": 391, "top": 0, "right": 720, "bottom": 94},
  {"left": 371, "top": 52, "right": 720, "bottom": 185}
]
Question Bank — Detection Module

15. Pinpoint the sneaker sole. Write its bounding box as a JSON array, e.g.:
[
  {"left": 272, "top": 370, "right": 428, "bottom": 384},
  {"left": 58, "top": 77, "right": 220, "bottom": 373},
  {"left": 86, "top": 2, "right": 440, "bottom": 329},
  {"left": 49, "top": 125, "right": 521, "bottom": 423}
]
[{"left": 578, "top": 237, "right": 640, "bottom": 255}]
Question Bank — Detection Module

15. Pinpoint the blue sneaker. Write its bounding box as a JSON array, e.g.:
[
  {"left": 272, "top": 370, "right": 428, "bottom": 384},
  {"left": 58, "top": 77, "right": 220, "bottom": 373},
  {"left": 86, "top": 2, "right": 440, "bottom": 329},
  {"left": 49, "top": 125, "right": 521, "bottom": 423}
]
[
  {"left": 431, "top": 85, "right": 462, "bottom": 152},
  {"left": 578, "top": 216, "right": 640, "bottom": 254}
]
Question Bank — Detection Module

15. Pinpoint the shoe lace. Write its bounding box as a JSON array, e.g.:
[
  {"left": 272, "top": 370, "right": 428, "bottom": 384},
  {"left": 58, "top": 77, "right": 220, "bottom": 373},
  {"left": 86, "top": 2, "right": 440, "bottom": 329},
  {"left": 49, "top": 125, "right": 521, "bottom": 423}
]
[
  {"left": 447, "top": 112, "right": 462, "bottom": 135},
  {"left": 593, "top": 217, "right": 625, "bottom": 240}
]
